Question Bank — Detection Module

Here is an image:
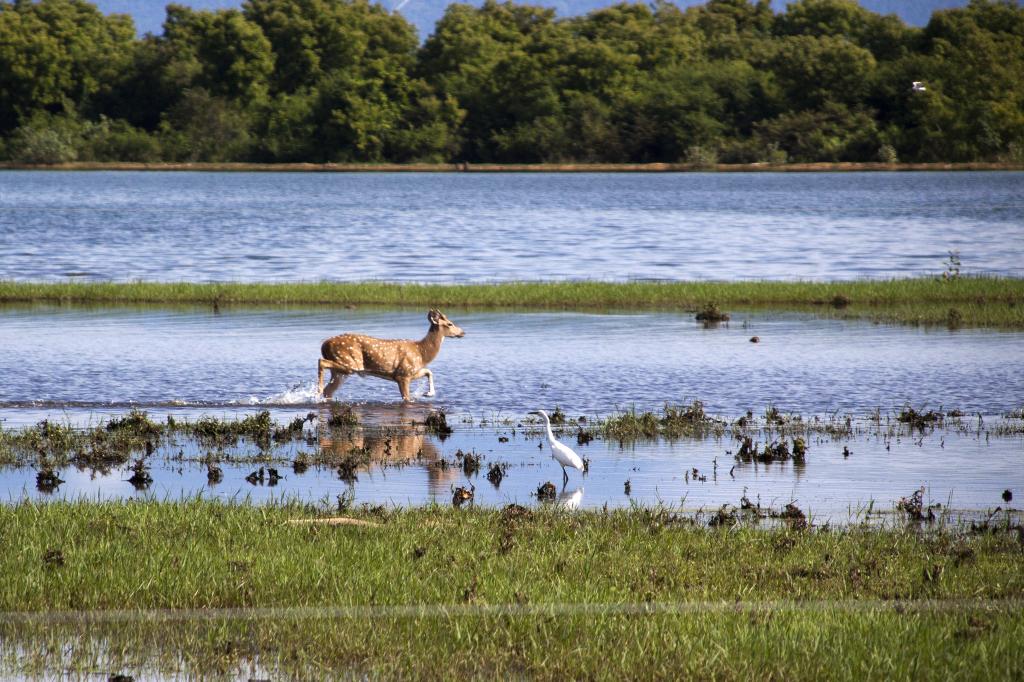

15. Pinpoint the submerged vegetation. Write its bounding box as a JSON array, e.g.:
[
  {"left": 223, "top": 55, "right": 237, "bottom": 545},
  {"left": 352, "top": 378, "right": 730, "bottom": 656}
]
[
  {"left": 2, "top": 276, "right": 1023, "bottom": 328},
  {"left": 4, "top": 401, "right": 1021, "bottom": 475},
  {"left": 0, "top": 499, "right": 1022, "bottom": 678}
]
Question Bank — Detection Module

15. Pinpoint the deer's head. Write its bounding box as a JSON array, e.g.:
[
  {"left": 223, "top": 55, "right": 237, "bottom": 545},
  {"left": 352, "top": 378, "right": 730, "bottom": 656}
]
[{"left": 428, "top": 309, "right": 465, "bottom": 338}]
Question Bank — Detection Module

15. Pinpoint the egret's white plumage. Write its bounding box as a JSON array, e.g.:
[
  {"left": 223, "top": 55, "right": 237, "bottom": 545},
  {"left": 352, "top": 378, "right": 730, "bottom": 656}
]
[
  {"left": 912, "top": 81, "right": 927, "bottom": 92},
  {"left": 530, "top": 410, "right": 585, "bottom": 484}
]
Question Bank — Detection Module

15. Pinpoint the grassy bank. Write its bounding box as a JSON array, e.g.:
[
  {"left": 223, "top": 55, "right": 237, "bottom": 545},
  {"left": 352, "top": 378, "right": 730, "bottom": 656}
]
[
  {"left": 2, "top": 277, "right": 1023, "bottom": 328},
  {"left": 3, "top": 161, "right": 1024, "bottom": 172},
  {"left": 0, "top": 500, "right": 1021, "bottom": 679}
]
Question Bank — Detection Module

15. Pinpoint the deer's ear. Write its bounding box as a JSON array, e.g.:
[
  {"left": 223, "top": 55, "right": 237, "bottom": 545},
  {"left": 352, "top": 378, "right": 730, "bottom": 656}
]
[{"left": 428, "top": 309, "right": 440, "bottom": 324}]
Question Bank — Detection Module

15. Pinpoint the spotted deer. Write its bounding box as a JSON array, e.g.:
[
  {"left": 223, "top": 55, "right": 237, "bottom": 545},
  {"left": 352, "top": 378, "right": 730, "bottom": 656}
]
[{"left": 318, "top": 309, "right": 465, "bottom": 401}]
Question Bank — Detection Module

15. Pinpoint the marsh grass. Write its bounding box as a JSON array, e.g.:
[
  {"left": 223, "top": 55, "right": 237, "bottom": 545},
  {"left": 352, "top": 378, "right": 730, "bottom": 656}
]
[
  {"left": 5, "top": 404, "right": 1022, "bottom": 472},
  {"left": 2, "top": 277, "right": 1023, "bottom": 327},
  {"left": 0, "top": 409, "right": 313, "bottom": 469},
  {"left": 0, "top": 499, "right": 1021, "bottom": 679}
]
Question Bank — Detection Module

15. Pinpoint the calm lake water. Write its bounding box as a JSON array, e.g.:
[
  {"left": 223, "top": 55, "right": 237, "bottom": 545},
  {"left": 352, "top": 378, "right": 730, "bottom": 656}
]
[
  {"left": 2, "top": 306, "right": 1022, "bottom": 420},
  {"left": 1, "top": 170, "right": 1023, "bottom": 282}
]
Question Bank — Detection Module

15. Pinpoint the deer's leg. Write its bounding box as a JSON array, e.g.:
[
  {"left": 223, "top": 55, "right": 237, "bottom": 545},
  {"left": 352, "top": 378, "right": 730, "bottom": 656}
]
[
  {"left": 396, "top": 376, "right": 412, "bottom": 402},
  {"left": 412, "top": 368, "right": 435, "bottom": 397},
  {"left": 323, "top": 370, "right": 348, "bottom": 400}
]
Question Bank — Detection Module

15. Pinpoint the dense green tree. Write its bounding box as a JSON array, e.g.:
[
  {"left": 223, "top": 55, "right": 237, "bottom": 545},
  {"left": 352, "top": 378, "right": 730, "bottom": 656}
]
[
  {"left": 0, "top": 0, "right": 134, "bottom": 133},
  {"left": 2, "top": 0, "right": 1024, "bottom": 164}
]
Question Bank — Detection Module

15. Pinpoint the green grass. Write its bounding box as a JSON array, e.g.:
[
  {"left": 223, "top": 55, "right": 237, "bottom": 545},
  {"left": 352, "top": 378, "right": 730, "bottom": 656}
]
[
  {"left": 0, "top": 500, "right": 1021, "bottom": 678},
  {"left": 2, "top": 276, "right": 1023, "bottom": 327}
]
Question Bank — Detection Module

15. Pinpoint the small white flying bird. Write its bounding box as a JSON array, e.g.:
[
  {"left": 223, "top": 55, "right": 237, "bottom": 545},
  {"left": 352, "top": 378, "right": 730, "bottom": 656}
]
[
  {"left": 912, "top": 81, "right": 927, "bottom": 92},
  {"left": 530, "top": 410, "right": 585, "bottom": 484}
]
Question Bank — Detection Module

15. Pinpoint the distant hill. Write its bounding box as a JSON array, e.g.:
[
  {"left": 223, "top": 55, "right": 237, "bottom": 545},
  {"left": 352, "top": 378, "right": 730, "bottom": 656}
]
[{"left": 97, "top": 0, "right": 973, "bottom": 38}]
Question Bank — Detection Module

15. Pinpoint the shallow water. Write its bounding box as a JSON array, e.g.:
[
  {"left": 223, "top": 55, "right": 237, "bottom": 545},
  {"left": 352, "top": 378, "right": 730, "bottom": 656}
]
[
  {"left": 1, "top": 305, "right": 1022, "bottom": 421},
  {"left": 3, "top": 418, "right": 1021, "bottom": 522},
  {"left": 1, "top": 171, "right": 1022, "bottom": 282},
  {"left": 1, "top": 305, "right": 1022, "bottom": 517}
]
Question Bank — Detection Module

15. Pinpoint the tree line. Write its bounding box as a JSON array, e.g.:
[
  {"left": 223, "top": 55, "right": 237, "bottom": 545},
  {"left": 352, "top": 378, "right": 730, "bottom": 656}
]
[{"left": 1, "top": 0, "right": 1023, "bottom": 165}]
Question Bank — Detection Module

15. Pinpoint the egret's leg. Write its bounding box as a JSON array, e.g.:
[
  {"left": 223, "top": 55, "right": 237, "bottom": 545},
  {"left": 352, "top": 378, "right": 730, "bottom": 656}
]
[{"left": 562, "top": 467, "right": 568, "bottom": 484}]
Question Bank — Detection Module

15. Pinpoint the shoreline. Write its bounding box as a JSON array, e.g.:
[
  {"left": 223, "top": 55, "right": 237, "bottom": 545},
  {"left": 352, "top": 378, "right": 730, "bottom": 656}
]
[{"left": 2, "top": 160, "right": 1023, "bottom": 173}]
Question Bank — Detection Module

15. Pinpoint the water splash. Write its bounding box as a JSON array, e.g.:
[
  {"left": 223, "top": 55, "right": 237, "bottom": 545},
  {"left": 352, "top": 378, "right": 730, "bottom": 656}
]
[{"left": 247, "top": 381, "right": 321, "bottom": 405}]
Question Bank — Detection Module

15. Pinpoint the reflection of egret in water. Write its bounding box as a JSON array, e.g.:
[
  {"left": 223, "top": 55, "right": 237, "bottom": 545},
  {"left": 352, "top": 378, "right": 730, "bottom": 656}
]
[
  {"left": 317, "top": 426, "right": 459, "bottom": 494},
  {"left": 558, "top": 486, "right": 584, "bottom": 510}
]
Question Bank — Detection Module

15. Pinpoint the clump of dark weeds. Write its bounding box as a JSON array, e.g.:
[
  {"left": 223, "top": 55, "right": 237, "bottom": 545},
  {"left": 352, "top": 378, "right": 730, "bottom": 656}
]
[
  {"left": 127, "top": 459, "right": 153, "bottom": 489},
  {"left": 107, "top": 409, "right": 163, "bottom": 438},
  {"left": 709, "top": 504, "right": 738, "bottom": 528},
  {"left": 735, "top": 436, "right": 806, "bottom": 464},
  {"left": 762, "top": 441, "right": 790, "bottom": 461},
  {"left": 502, "top": 504, "right": 532, "bottom": 522},
  {"left": 422, "top": 410, "right": 453, "bottom": 440},
  {"left": 455, "top": 449, "right": 481, "bottom": 476},
  {"left": 897, "top": 486, "right": 939, "bottom": 521},
  {"left": 43, "top": 548, "right": 64, "bottom": 568},
  {"left": 193, "top": 411, "right": 273, "bottom": 449},
  {"left": 336, "top": 448, "right": 370, "bottom": 483},
  {"left": 603, "top": 401, "right": 723, "bottom": 441},
  {"left": 206, "top": 463, "right": 223, "bottom": 484},
  {"left": 327, "top": 405, "right": 358, "bottom": 429},
  {"left": 486, "top": 462, "right": 508, "bottom": 487},
  {"left": 576, "top": 427, "right": 593, "bottom": 445},
  {"left": 549, "top": 407, "right": 567, "bottom": 425},
  {"left": 765, "top": 405, "right": 786, "bottom": 425},
  {"left": 897, "top": 406, "right": 943, "bottom": 431},
  {"left": 831, "top": 293, "right": 851, "bottom": 308},
  {"left": 695, "top": 303, "right": 730, "bottom": 323},
  {"left": 778, "top": 502, "right": 808, "bottom": 531},
  {"left": 36, "top": 468, "right": 64, "bottom": 493},
  {"left": 274, "top": 412, "right": 316, "bottom": 442},
  {"left": 452, "top": 485, "right": 474, "bottom": 507},
  {"left": 535, "top": 482, "right": 557, "bottom": 501},
  {"left": 498, "top": 504, "right": 532, "bottom": 553},
  {"left": 292, "top": 454, "right": 309, "bottom": 475}
]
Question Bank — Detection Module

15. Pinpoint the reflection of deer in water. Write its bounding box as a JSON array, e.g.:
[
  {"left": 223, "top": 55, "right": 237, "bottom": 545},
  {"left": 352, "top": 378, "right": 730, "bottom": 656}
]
[
  {"left": 318, "top": 309, "right": 465, "bottom": 401},
  {"left": 319, "top": 428, "right": 458, "bottom": 493}
]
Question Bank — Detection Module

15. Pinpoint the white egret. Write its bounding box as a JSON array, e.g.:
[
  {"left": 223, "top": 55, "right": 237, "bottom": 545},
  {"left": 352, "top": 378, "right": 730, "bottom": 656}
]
[
  {"left": 529, "top": 410, "right": 585, "bottom": 484},
  {"left": 912, "top": 81, "right": 927, "bottom": 92}
]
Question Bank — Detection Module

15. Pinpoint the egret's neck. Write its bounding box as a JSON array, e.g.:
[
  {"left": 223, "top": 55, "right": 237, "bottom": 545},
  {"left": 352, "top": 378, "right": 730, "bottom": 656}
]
[{"left": 542, "top": 415, "right": 556, "bottom": 443}]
